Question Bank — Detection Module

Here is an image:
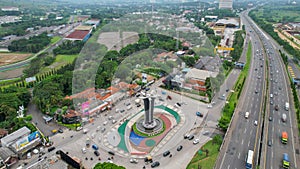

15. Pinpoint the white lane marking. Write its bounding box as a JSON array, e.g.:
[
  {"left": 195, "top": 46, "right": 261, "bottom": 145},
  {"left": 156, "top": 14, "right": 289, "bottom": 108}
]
[
  {"left": 242, "top": 139, "right": 244, "bottom": 145},
  {"left": 227, "top": 165, "right": 230, "bottom": 169},
  {"left": 250, "top": 129, "right": 253, "bottom": 135},
  {"left": 244, "top": 128, "right": 247, "bottom": 134},
  {"left": 272, "top": 151, "right": 273, "bottom": 158},
  {"left": 248, "top": 140, "right": 250, "bottom": 147},
  {"left": 238, "top": 153, "right": 240, "bottom": 159}
]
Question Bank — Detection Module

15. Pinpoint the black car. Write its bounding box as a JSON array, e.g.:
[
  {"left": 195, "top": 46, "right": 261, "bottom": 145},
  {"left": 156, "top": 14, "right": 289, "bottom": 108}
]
[
  {"left": 268, "top": 140, "right": 272, "bottom": 147},
  {"left": 58, "top": 128, "right": 63, "bottom": 133},
  {"left": 108, "top": 151, "right": 115, "bottom": 156},
  {"left": 163, "top": 150, "right": 170, "bottom": 157},
  {"left": 176, "top": 103, "right": 181, "bottom": 107},
  {"left": 151, "top": 161, "right": 160, "bottom": 168},
  {"left": 48, "top": 147, "right": 56, "bottom": 152},
  {"left": 188, "top": 135, "right": 194, "bottom": 140},
  {"left": 177, "top": 145, "right": 183, "bottom": 151},
  {"left": 94, "top": 150, "right": 100, "bottom": 156}
]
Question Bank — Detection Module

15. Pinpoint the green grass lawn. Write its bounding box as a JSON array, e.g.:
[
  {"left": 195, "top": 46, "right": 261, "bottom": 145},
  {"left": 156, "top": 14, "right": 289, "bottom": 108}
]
[
  {"left": 50, "top": 36, "right": 62, "bottom": 44},
  {"left": 186, "top": 140, "right": 220, "bottom": 169},
  {"left": 40, "top": 54, "right": 78, "bottom": 73}
]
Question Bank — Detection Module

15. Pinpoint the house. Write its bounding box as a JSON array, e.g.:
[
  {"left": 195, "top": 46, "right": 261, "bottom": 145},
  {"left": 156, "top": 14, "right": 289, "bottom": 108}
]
[
  {"left": 62, "top": 110, "right": 81, "bottom": 124},
  {"left": 0, "top": 127, "right": 30, "bottom": 147},
  {"left": 0, "top": 147, "right": 18, "bottom": 168},
  {"left": 0, "top": 129, "right": 8, "bottom": 139},
  {"left": 194, "top": 56, "right": 221, "bottom": 72},
  {"left": 64, "top": 30, "right": 91, "bottom": 42}
]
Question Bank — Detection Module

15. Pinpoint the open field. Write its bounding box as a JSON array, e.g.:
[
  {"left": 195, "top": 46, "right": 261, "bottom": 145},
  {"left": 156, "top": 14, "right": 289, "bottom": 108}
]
[
  {"left": 41, "top": 54, "right": 77, "bottom": 73},
  {"left": 0, "top": 53, "right": 32, "bottom": 66},
  {"left": 50, "top": 36, "right": 62, "bottom": 44},
  {"left": 97, "top": 31, "right": 139, "bottom": 51},
  {"left": 0, "top": 67, "right": 25, "bottom": 80}
]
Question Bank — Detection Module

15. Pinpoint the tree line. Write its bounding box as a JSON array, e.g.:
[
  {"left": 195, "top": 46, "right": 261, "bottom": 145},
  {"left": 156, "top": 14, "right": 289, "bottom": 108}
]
[{"left": 8, "top": 32, "right": 51, "bottom": 53}]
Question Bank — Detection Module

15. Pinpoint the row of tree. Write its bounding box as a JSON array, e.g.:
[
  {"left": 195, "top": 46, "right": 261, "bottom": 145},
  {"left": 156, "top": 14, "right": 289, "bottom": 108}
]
[
  {"left": 53, "top": 41, "right": 84, "bottom": 55},
  {"left": 8, "top": 32, "right": 51, "bottom": 53},
  {"left": 230, "top": 30, "right": 245, "bottom": 62}
]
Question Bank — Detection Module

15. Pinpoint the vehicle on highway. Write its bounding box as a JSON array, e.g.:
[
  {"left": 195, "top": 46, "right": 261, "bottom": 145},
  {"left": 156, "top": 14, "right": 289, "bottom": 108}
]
[
  {"left": 167, "top": 95, "right": 172, "bottom": 100},
  {"left": 254, "top": 120, "right": 258, "bottom": 126},
  {"left": 92, "top": 144, "right": 99, "bottom": 150},
  {"left": 270, "top": 94, "right": 273, "bottom": 98},
  {"left": 269, "top": 116, "right": 273, "bottom": 121},
  {"left": 101, "top": 127, "right": 106, "bottom": 133},
  {"left": 282, "top": 113, "right": 287, "bottom": 122},
  {"left": 94, "top": 150, "right": 100, "bottom": 156},
  {"left": 130, "top": 158, "right": 138, "bottom": 164},
  {"left": 188, "top": 135, "right": 194, "bottom": 140},
  {"left": 58, "top": 128, "right": 63, "bottom": 133},
  {"left": 268, "top": 140, "right": 272, "bottom": 147},
  {"left": 285, "top": 102, "right": 289, "bottom": 111},
  {"left": 193, "top": 139, "right": 199, "bottom": 145},
  {"left": 207, "top": 104, "right": 212, "bottom": 108},
  {"left": 184, "top": 133, "right": 190, "bottom": 139},
  {"left": 177, "top": 145, "right": 183, "bottom": 151},
  {"left": 282, "top": 153, "right": 290, "bottom": 169},
  {"left": 255, "top": 90, "right": 258, "bottom": 94},
  {"left": 196, "top": 111, "right": 203, "bottom": 117},
  {"left": 103, "top": 121, "right": 108, "bottom": 126},
  {"left": 76, "top": 126, "right": 83, "bottom": 131},
  {"left": 163, "top": 150, "right": 170, "bottom": 157},
  {"left": 282, "top": 132, "right": 288, "bottom": 144},
  {"left": 270, "top": 100, "right": 274, "bottom": 105},
  {"left": 275, "top": 105, "right": 279, "bottom": 111},
  {"left": 83, "top": 128, "right": 89, "bottom": 134},
  {"left": 245, "top": 112, "right": 249, "bottom": 119},
  {"left": 144, "top": 156, "right": 153, "bottom": 163},
  {"left": 246, "top": 150, "right": 254, "bottom": 169},
  {"left": 86, "top": 138, "right": 91, "bottom": 147},
  {"left": 112, "top": 120, "right": 117, "bottom": 124},
  {"left": 151, "top": 161, "right": 160, "bottom": 168},
  {"left": 176, "top": 102, "right": 181, "bottom": 107}
]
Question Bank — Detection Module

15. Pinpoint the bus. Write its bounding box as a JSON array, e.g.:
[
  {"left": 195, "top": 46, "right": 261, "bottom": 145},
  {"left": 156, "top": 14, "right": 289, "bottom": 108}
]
[
  {"left": 283, "top": 153, "right": 290, "bottom": 168},
  {"left": 282, "top": 132, "right": 288, "bottom": 144},
  {"left": 246, "top": 150, "right": 254, "bottom": 169}
]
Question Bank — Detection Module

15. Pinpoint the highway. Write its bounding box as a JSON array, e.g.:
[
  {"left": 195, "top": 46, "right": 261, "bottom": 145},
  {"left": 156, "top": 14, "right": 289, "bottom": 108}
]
[
  {"left": 216, "top": 10, "right": 267, "bottom": 169},
  {"left": 216, "top": 8, "right": 300, "bottom": 169}
]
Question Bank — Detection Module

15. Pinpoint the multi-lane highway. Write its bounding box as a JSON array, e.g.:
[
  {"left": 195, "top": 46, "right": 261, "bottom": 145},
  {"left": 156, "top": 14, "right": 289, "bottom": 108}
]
[
  {"left": 216, "top": 8, "right": 300, "bottom": 169},
  {"left": 216, "top": 10, "right": 267, "bottom": 169}
]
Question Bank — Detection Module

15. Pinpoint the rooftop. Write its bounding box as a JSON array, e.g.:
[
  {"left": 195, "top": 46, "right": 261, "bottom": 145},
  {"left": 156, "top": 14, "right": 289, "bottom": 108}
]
[
  {"left": 75, "top": 25, "right": 93, "bottom": 31},
  {"left": 65, "top": 30, "right": 90, "bottom": 40},
  {"left": 185, "top": 68, "right": 218, "bottom": 80},
  {"left": 1, "top": 127, "right": 30, "bottom": 146}
]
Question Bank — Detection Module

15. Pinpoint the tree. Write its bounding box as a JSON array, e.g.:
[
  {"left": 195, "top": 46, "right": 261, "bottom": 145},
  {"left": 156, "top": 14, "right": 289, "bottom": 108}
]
[{"left": 93, "top": 162, "right": 126, "bottom": 169}]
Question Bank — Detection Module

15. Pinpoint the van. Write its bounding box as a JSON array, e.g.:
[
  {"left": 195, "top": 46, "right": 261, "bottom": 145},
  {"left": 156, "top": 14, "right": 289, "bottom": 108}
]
[
  {"left": 245, "top": 112, "right": 249, "bottom": 119},
  {"left": 92, "top": 144, "right": 98, "bottom": 150}
]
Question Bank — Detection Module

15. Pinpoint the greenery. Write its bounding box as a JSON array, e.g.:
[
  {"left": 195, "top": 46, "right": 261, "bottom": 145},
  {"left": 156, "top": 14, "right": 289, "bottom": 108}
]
[
  {"left": 231, "top": 30, "right": 245, "bottom": 62},
  {"left": 0, "top": 86, "right": 31, "bottom": 130},
  {"left": 50, "top": 36, "right": 61, "bottom": 44},
  {"left": 218, "top": 42, "right": 251, "bottom": 131},
  {"left": 194, "top": 22, "right": 221, "bottom": 47},
  {"left": 53, "top": 41, "right": 84, "bottom": 55},
  {"left": 8, "top": 32, "right": 51, "bottom": 53},
  {"left": 93, "top": 162, "right": 125, "bottom": 169},
  {"left": 186, "top": 135, "right": 223, "bottom": 169},
  {"left": 249, "top": 8, "right": 300, "bottom": 61}
]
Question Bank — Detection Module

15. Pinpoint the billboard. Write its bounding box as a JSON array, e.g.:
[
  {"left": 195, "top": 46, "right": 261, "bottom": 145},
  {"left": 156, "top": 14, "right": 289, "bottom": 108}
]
[
  {"left": 82, "top": 102, "right": 90, "bottom": 115},
  {"left": 28, "top": 131, "right": 40, "bottom": 142},
  {"left": 15, "top": 137, "right": 29, "bottom": 150}
]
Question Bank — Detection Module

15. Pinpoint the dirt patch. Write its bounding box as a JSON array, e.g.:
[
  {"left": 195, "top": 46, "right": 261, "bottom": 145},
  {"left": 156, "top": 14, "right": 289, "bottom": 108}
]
[
  {"left": 97, "top": 31, "right": 139, "bottom": 51},
  {"left": 0, "top": 53, "right": 32, "bottom": 66},
  {"left": 0, "top": 67, "right": 25, "bottom": 80}
]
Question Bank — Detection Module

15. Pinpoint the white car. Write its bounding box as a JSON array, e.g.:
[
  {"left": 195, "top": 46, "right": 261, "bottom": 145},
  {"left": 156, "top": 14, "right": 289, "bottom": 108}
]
[
  {"left": 129, "top": 158, "right": 138, "bottom": 163},
  {"left": 193, "top": 139, "right": 200, "bottom": 145},
  {"left": 112, "top": 120, "right": 117, "bottom": 124},
  {"left": 207, "top": 104, "right": 212, "bottom": 108},
  {"left": 254, "top": 120, "right": 258, "bottom": 126}
]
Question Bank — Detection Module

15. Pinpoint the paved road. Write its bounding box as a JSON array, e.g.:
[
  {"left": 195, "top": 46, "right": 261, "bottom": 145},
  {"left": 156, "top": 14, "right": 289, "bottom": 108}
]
[{"left": 215, "top": 11, "right": 267, "bottom": 169}]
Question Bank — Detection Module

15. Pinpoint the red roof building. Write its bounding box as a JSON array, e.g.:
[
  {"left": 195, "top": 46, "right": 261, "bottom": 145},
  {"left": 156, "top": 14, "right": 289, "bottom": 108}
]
[{"left": 65, "top": 30, "right": 91, "bottom": 41}]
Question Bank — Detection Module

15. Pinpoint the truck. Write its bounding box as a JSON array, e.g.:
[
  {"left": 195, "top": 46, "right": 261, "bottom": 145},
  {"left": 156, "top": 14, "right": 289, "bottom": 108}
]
[
  {"left": 282, "top": 113, "right": 287, "bottom": 122},
  {"left": 282, "top": 153, "right": 290, "bottom": 169},
  {"left": 245, "top": 112, "right": 250, "bottom": 119},
  {"left": 281, "top": 132, "right": 288, "bottom": 144},
  {"left": 285, "top": 102, "right": 289, "bottom": 111}
]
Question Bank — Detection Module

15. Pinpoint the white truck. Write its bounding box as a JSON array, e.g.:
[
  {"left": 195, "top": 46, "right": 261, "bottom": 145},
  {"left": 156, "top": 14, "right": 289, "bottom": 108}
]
[{"left": 285, "top": 102, "right": 289, "bottom": 111}]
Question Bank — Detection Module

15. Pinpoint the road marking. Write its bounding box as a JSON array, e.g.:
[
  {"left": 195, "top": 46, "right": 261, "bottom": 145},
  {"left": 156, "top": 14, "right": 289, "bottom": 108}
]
[
  {"left": 250, "top": 129, "right": 253, "bottom": 135},
  {"left": 248, "top": 140, "right": 250, "bottom": 147},
  {"left": 238, "top": 153, "right": 240, "bottom": 159},
  {"left": 272, "top": 151, "right": 273, "bottom": 158},
  {"left": 244, "top": 128, "right": 247, "bottom": 134},
  {"left": 242, "top": 139, "right": 244, "bottom": 145},
  {"left": 227, "top": 165, "right": 230, "bottom": 169}
]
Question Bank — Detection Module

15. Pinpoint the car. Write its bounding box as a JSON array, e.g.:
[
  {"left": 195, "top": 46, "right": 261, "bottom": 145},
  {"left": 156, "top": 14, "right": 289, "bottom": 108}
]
[
  {"left": 125, "top": 103, "right": 131, "bottom": 106},
  {"left": 269, "top": 116, "right": 273, "bottom": 121},
  {"left": 145, "top": 87, "right": 150, "bottom": 91},
  {"left": 108, "top": 151, "right": 115, "bottom": 156},
  {"left": 112, "top": 120, "right": 117, "bottom": 124},
  {"left": 129, "top": 158, "right": 138, "bottom": 163},
  {"left": 193, "top": 139, "right": 200, "bottom": 144},
  {"left": 268, "top": 140, "right": 272, "bottom": 147},
  {"left": 120, "top": 109, "right": 125, "bottom": 113},
  {"left": 196, "top": 111, "right": 203, "bottom": 117},
  {"left": 94, "top": 150, "right": 100, "bottom": 156},
  {"left": 279, "top": 87, "right": 282, "bottom": 90},
  {"left": 48, "top": 147, "right": 56, "bottom": 152},
  {"left": 207, "top": 104, "right": 212, "bottom": 108},
  {"left": 82, "top": 147, "right": 87, "bottom": 154},
  {"left": 92, "top": 144, "right": 99, "bottom": 150},
  {"left": 203, "top": 131, "right": 210, "bottom": 135},
  {"left": 108, "top": 116, "right": 113, "bottom": 120},
  {"left": 135, "top": 93, "right": 141, "bottom": 97},
  {"left": 184, "top": 134, "right": 190, "bottom": 139},
  {"left": 245, "top": 112, "right": 249, "bottom": 119},
  {"left": 177, "top": 145, "right": 183, "bottom": 151},
  {"left": 188, "top": 135, "right": 194, "bottom": 140},
  {"left": 226, "top": 89, "right": 229, "bottom": 92},
  {"left": 270, "top": 100, "right": 274, "bottom": 105},
  {"left": 151, "top": 161, "right": 160, "bottom": 168},
  {"left": 255, "top": 90, "right": 258, "bottom": 94},
  {"left": 176, "top": 102, "right": 181, "bottom": 107},
  {"left": 103, "top": 121, "right": 108, "bottom": 126},
  {"left": 275, "top": 105, "right": 279, "bottom": 111},
  {"left": 254, "top": 120, "right": 258, "bottom": 126},
  {"left": 101, "top": 127, "right": 106, "bottom": 133},
  {"left": 58, "top": 128, "right": 63, "bottom": 133},
  {"left": 163, "top": 150, "right": 170, "bottom": 157},
  {"left": 76, "top": 126, "right": 83, "bottom": 131}
]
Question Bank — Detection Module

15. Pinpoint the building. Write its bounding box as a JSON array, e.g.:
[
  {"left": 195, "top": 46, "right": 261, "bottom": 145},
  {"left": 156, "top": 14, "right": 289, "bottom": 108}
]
[
  {"left": 185, "top": 68, "right": 218, "bottom": 81},
  {"left": 0, "top": 129, "right": 8, "bottom": 139},
  {"left": 1, "top": 7, "right": 19, "bottom": 12},
  {"left": 0, "top": 147, "right": 18, "bottom": 168},
  {"left": 215, "top": 18, "right": 239, "bottom": 28},
  {"left": 219, "top": 0, "right": 233, "bottom": 10},
  {"left": 64, "top": 30, "right": 91, "bottom": 42},
  {"left": 85, "top": 19, "right": 100, "bottom": 27},
  {"left": 0, "top": 127, "right": 30, "bottom": 147}
]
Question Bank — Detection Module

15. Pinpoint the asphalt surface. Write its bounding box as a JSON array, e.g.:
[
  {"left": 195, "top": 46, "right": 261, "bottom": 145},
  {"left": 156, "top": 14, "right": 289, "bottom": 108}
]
[{"left": 216, "top": 11, "right": 267, "bottom": 169}]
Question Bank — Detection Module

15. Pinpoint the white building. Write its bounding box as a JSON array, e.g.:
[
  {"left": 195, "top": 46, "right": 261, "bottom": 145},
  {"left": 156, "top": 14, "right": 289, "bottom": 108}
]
[{"left": 219, "top": 0, "right": 233, "bottom": 10}]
